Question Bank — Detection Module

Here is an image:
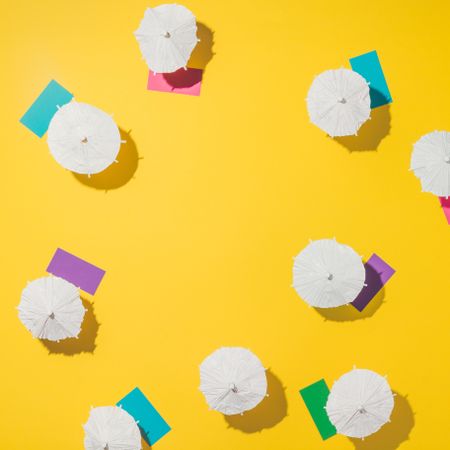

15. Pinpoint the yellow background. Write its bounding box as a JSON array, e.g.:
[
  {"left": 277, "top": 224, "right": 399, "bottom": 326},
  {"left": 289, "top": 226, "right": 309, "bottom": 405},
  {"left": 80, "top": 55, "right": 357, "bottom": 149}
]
[{"left": 1, "top": 1, "right": 449, "bottom": 449}]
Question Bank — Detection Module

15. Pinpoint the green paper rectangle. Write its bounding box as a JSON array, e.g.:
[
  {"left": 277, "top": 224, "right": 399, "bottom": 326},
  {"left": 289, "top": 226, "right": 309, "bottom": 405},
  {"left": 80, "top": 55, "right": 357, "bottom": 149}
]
[{"left": 300, "top": 379, "right": 337, "bottom": 440}]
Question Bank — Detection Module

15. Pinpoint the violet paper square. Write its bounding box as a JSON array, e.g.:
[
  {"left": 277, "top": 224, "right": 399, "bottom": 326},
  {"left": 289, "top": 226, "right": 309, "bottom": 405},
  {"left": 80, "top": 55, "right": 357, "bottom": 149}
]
[
  {"left": 47, "top": 248, "right": 105, "bottom": 295},
  {"left": 351, "top": 253, "right": 395, "bottom": 312}
]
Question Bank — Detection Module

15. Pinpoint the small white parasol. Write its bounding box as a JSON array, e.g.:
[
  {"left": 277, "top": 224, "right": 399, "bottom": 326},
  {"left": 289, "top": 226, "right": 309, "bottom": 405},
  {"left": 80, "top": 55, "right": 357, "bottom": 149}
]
[
  {"left": 326, "top": 368, "right": 395, "bottom": 439},
  {"left": 18, "top": 276, "right": 86, "bottom": 341},
  {"left": 307, "top": 68, "right": 371, "bottom": 137},
  {"left": 47, "top": 101, "right": 123, "bottom": 175},
  {"left": 199, "top": 347, "right": 268, "bottom": 415},
  {"left": 134, "top": 4, "right": 198, "bottom": 74},
  {"left": 83, "top": 406, "right": 142, "bottom": 450},
  {"left": 410, "top": 130, "right": 450, "bottom": 197},
  {"left": 292, "top": 238, "right": 365, "bottom": 308}
]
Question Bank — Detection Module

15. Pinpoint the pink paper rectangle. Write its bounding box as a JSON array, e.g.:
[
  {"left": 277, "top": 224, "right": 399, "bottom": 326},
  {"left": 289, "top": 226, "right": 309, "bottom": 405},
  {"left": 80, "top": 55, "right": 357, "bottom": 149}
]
[
  {"left": 147, "top": 68, "right": 202, "bottom": 96},
  {"left": 439, "top": 197, "right": 450, "bottom": 224},
  {"left": 47, "top": 248, "right": 105, "bottom": 295}
]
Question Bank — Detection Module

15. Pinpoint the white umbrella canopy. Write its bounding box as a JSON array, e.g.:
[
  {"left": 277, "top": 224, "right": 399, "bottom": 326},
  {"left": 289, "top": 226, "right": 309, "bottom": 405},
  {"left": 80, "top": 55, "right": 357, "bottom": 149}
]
[
  {"left": 83, "top": 406, "right": 142, "bottom": 450},
  {"left": 307, "top": 68, "right": 371, "bottom": 137},
  {"left": 134, "top": 4, "right": 198, "bottom": 74},
  {"left": 326, "top": 368, "right": 395, "bottom": 439},
  {"left": 47, "top": 101, "right": 122, "bottom": 175},
  {"left": 17, "top": 276, "right": 86, "bottom": 341},
  {"left": 199, "top": 347, "right": 268, "bottom": 415},
  {"left": 292, "top": 238, "right": 365, "bottom": 308},
  {"left": 410, "top": 130, "right": 450, "bottom": 197}
]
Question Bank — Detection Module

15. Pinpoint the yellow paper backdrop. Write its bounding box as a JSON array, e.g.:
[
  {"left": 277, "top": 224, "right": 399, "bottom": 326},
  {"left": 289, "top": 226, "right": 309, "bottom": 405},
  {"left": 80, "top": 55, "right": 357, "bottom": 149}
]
[{"left": 1, "top": 1, "right": 449, "bottom": 449}]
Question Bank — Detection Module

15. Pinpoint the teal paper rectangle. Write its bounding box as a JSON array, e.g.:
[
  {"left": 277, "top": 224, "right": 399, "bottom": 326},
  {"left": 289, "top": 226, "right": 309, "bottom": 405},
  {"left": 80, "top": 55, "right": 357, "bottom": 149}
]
[
  {"left": 19, "top": 80, "right": 73, "bottom": 137},
  {"left": 117, "top": 387, "right": 171, "bottom": 445},
  {"left": 350, "top": 50, "right": 392, "bottom": 108}
]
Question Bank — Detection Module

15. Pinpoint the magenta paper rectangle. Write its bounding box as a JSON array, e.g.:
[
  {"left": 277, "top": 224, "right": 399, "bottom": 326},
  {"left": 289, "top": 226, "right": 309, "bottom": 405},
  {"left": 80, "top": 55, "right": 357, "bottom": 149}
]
[
  {"left": 351, "top": 253, "right": 395, "bottom": 312},
  {"left": 439, "top": 197, "right": 450, "bottom": 224},
  {"left": 47, "top": 248, "right": 105, "bottom": 295},
  {"left": 147, "top": 68, "right": 202, "bottom": 96}
]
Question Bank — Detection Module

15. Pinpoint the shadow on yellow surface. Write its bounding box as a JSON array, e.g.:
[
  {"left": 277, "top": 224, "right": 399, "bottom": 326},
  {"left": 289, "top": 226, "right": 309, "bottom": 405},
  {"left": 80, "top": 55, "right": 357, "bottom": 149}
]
[
  {"left": 188, "top": 22, "right": 215, "bottom": 72},
  {"left": 314, "top": 290, "right": 384, "bottom": 322},
  {"left": 350, "top": 393, "right": 415, "bottom": 450},
  {"left": 141, "top": 438, "right": 152, "bottom": 450},
  {"left": 73, "top": 129, "right": 139, "bottom": 190},
  {"left": 40, "top": 298, "right": 99, "bottom": 355},
  {"left": 224, "top": 370, "right": 287, "bottom": 433},
  {"left": 334, "top": 104, "right": 391, "bottom": 152}
]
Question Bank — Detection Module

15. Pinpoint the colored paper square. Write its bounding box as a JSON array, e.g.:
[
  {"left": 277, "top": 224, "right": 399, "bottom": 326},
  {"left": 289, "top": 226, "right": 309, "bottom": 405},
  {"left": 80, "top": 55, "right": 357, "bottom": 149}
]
[
  {"left": 439, "top": 197, "right": 450, "bottom": 224},
  {"left": 117, "top": 387, "right": 171, "bottom": 446},
  {"left": 19, "top": 80, "right": 73, "bottom": 137},
  {"left": 351, "top": 253, "right": 396, "bottom": 312},
  {"left": 147, "top": 68, "right": 202, "bottom": 96},
  {"left": 46, "top": 248, "right": 105, "bottom": 295},
  {"left": 299, "top": 379, "right": 336, "bottom": 440},
  {"left": 350, "top": 50, "right": 392, "bottom": 108}
]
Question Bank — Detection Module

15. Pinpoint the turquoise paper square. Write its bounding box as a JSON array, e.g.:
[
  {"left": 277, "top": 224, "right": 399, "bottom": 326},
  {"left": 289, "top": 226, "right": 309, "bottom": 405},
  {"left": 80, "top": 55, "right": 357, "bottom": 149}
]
[
  {"left": 350, "top": 50, "right": 392, "bottom": 108},
  {"left": 117, "top": 387, "right": 171, "bottom": 445},
  {"left": 20, "top": 80, "right": 73, "bottom": 137}
]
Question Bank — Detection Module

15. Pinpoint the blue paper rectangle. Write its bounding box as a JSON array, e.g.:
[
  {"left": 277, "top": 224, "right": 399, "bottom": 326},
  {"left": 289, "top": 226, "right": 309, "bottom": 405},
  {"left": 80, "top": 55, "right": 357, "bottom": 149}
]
[
  {"left": 350, "top": 50, "right": 392, "bottom": 108},
  {"left": 117, "top": 387, "right": 171, "bottom": 445},
  {"left": 19, "top": 80, "right": 73, "bottom": 137}
]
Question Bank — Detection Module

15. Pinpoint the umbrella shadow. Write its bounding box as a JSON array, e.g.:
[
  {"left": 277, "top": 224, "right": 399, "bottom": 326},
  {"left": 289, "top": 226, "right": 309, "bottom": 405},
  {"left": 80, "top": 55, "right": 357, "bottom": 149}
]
[
  {"left": 314, "top": 265, "right": 385, "bottom": 322},
  {"left": 224, "top": 370, "right": 287, "bottom": 433},
  {"left": 349, "top": 393, "right": 415, "bottom": 450},
  {"left": 137, "top": 424, "right": 154, "bottom": 448},
  {"left": 141, "top": 436, "right": 152, "bottom": 449},
  {"left": 334, "top": 102, "right": 391, "bottom": 152},
  {"left": 162, "top": 22, "right": 215, "bottom": 89},
  {"left": 72, "top": 129, "right": 140, "bottom": 190},
  {"left": 40, "top": 298, "right": 99, "bottom": 355},
  {"left": 189, "top": 22, "right": 215, "bottom": 71},
  {"left": 162, "top": 67, "right": 203, "bottom": 89}
]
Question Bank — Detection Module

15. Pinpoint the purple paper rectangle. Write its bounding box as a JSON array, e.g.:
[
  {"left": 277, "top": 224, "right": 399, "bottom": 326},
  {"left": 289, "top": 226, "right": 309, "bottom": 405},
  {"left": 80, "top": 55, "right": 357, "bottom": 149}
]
[
  {"left": 351, "top": 253, "right": 395, "bottom": 312},
  {"left": 47, "top": 248, "right": 105, "bottom": 295}
]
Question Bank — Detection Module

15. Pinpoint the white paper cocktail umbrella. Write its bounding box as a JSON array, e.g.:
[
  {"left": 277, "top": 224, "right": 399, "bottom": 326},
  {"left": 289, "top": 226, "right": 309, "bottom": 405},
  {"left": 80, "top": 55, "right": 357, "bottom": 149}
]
[
  {"left": 410, "top": 130, "right": 450, "bottom": 197},
  {"left": 307, "top": 68, "right": 371, "bottom": 137},
  {"left": 199, "top": 347, "right": 267, "bottom": 415},
  {"left": 292, "top": 238, "right": 365, "bottom": 308},
  {"left": 326, "top": 368, "right": 395, "bottom": 439},
  {"left": 47, "top": 101, "right": 122, "bottom": 175},
  {"left": 18, "top": 276, "right": 86, "bottom": 341},
  {"left": 134, "top": 4, "right": 198, "bottom": 74},
  {"left": 83, "top": 406, "right": 142, "bottom": 450}
]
